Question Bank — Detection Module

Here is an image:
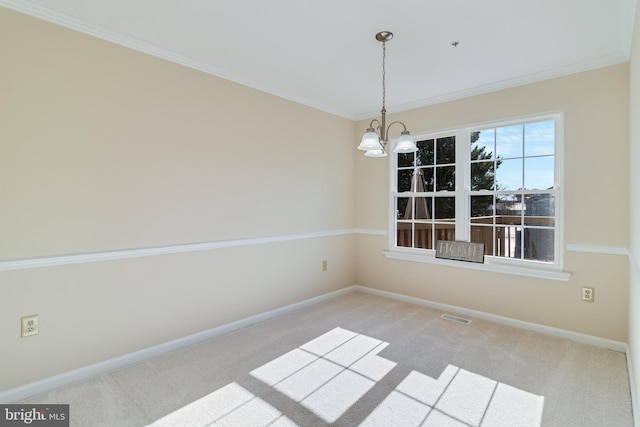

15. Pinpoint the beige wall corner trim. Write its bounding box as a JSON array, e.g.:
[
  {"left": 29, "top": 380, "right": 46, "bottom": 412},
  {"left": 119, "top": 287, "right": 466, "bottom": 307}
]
[
  {"left": 632, "top": 249, "right": 640, "bottom": 284},
  {"left": 353, "top": 285, "right": 628, "bottom": 353},
  {"left": 0, "top": 286, "right": 358, "bottom": 403},
  {"left": 566, "top": 244, "right": 629, "bottom": 256},
  {"left": 0, "top": 229, "right": 355, "bottom": 272}
]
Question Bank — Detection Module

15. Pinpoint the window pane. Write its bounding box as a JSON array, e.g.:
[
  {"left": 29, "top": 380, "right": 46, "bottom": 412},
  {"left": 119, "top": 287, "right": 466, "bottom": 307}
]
[
  {"left": 496, "top": 158, "right": 523, "bottom": 190},
  {"left": 435, "top": 166, "right": 455, "bottom": 191},
  {"left": 400, "top": 197, "right": 432, "bottom": 220},
  {"left": 397, "top": 222, "right": 412, "bottom": 247},
  {"left": 408, "top": 168, "right": 429, "bottom": 193},
  {"left": 397, "top": 169, "right": 413, "bottom": 192},
  {"left": 434, "top": 197, "right": 455, "bottom": 221},
  {"left": 525, "top": 120, "right": 554, "bottom": 157},
  {"left": 436, "top": 136, "right": 455, "bottom": 164},
  {"left": 415, "top": 223, "right": 433, "bottom": 249},
  {"left": 495, "top": 225, "right": 520, "bottom": 258},
  {"left": 471, "top": 225, "right": 493, "bottom": 256},
  {"left": 471, "top": 195, "right": 493, "bottom": 221},
  {"left": 397, "top": 197, "right": 409, "bottom": 219},
  {"left": 398, "top": 152, "right": 414, "bottom": 168},
  {"left": 423, "top": 167, "right": 434, "bottom": 192},
  {"left": 416, "top": 139, "right": 434, "bottom": 166},
  {"left": 524, "top": 156, "right": 554, "bottom": 190},
  {"left": 523, "top": 228, "right": 554, "bottom": 262},
  {"left": 471, "top": 130, "right": 495, "bottom": 160},
  {"left": 524, "top": 194, "right": 555, "bottom": 226},
  {"left": 496, "top": 125, "right": 523, "bottom": 158},
  {"left": 471, "top": 161, "right": 495, "bottom": 190},
  {"left": 435, "top": 223, "right": 455, "bottom": 243},
  {"left": 496, "top": 194, "right": 522, "bottom": 225},
  {"left": 414, "top": 197, "right": 431, "bottom": 219}
]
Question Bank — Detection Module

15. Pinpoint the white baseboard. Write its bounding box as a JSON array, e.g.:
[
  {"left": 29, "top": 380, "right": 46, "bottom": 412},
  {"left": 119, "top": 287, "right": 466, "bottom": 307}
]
[
  {"left": 0, "top": 287, "right": 354, "bottom": 403},
  {"left": 0, "top": 284, "right": 630, "bottom": 404},
  {"left": 353, "top": 285, "right": 628, "bottom": 353}
]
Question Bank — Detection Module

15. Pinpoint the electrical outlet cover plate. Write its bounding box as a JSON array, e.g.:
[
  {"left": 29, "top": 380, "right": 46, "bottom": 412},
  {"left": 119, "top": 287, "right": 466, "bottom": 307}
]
[
  {"left": 581, "top": 287, "right": 594, "bottom": 302},
  {"left": 21, "top": 314, "right": 39, "bottom": 337}
]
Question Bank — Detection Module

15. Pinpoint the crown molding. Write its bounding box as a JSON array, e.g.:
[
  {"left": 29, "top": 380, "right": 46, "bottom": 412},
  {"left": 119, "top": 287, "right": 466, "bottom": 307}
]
[
  {"left": 355, "top": 52, "right": 629, "bottom": 121},
  {"left": 0, "top": 1, "right": 355, "bottom": 120}
]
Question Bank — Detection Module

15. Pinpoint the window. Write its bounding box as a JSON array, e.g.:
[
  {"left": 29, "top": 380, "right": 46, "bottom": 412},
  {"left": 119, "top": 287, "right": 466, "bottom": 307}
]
[{"left": 390, "top": 114, "right": 562, "bottom": 270}]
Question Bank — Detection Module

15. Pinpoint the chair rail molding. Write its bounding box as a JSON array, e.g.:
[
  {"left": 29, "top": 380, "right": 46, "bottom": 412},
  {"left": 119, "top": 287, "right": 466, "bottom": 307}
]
[{"left": 0, "top": 229, "right": 355, "bottom": 272}]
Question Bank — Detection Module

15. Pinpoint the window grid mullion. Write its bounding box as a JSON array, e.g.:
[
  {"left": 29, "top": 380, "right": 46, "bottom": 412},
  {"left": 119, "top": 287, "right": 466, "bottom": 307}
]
[{"left": 456, "top": 130, "right": 468, "bottom": 241}]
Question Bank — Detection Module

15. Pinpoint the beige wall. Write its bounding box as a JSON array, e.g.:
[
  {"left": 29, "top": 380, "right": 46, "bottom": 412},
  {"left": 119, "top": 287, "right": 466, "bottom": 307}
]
[
  {"left": 1, "top": 9, "right": 356, "bottom": 259},
  {"left": 628, "top": 0, "right": 640, "bottom": 415},
  {"left": 356, "top": 64, "right": 630, "bottom": 342},
  {"left": 0, "top": 8, "right": 356, "bottom": 390}
]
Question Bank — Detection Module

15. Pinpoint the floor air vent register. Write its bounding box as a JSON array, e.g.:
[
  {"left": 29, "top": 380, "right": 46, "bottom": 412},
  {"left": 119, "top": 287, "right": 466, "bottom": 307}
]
[{"left": 441, "top": 314, "right": 472, "bottom": 325}]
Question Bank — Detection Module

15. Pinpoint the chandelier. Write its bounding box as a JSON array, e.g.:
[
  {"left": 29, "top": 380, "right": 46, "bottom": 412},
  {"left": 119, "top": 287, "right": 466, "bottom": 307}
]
[{"left": 357, "top": 31, "right": 417, "bottom": 157}]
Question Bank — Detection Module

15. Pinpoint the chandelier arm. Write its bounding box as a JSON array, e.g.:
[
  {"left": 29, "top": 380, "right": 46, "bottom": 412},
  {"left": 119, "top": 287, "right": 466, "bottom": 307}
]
[
  {"left": 385, "top": 120, "right": 409, "bottom": 136},
  {"left": 368, "top": 118, "right": 387, "bottom": 151}
]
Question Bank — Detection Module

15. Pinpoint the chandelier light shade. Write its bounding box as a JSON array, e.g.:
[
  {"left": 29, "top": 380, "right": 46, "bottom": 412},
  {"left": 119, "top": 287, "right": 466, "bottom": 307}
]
[
  {"left": 394, "top": 131, "right": 418, "bottom": 153},
  {"left": 357, "top": 128, "right": 381, "bottom": 151},
  {"left": 364, "top": 149, "right": 386, "bottom": 157},
  {"left": 357, "top": 31, "right": 417, "bottom": 157}
]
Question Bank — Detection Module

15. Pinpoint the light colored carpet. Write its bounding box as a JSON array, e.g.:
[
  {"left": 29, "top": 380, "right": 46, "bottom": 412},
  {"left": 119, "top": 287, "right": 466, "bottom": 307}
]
[{"left": 21, "top": 291, "right": 633, "bottom": 426}]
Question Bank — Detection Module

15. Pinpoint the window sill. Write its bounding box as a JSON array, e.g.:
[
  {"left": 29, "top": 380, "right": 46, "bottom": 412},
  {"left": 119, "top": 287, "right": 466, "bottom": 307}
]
[{"left": 383, "top": 250, "right": 571, "bottom": 281}]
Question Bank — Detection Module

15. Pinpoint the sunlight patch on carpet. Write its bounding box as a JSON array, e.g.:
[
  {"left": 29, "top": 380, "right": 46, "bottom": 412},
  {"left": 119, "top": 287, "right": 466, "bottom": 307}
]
[
  {"left": 251, "top": 327, "right": 396, "bottom": 423},
  {"left": 148, "top": 327, "right": 544, "bottom": 426},
  {"left": 147, "top": 382, "right": 295, "bottom": 426},
  {"left": 362, "top": 366, "right": 544, "bottom": 426}
]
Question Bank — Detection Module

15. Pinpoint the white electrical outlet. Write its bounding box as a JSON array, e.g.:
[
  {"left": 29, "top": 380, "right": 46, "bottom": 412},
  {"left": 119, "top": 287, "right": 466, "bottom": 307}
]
[
  {"left": 21, "top": 314, "right": 39, "bottom": 337},
  {"left": 581, "top": 287, "right": 594, "bottom": 302}
]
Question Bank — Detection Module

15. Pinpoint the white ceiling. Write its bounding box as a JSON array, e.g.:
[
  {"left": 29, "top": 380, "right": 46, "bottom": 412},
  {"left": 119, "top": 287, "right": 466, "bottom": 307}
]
[{"left": 2, "top": 0, "right": 637, "bottom": 120}]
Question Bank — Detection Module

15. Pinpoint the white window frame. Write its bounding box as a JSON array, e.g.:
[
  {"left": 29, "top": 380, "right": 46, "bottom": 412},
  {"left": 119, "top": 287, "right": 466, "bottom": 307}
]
[{"left": 384, "top": 112, "right": 569, "bottom": 281}]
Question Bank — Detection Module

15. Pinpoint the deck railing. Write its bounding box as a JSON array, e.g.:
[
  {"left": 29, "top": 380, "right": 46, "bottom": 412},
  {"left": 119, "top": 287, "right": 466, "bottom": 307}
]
[{"left": 397, "top": 216, "right": 554, "bottom": 261}]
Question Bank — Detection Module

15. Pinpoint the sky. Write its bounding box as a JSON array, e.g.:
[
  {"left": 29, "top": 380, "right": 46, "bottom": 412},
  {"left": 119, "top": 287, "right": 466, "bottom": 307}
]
[{"left": 472, "top": 120, "right": 555, "bottom": 191}]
